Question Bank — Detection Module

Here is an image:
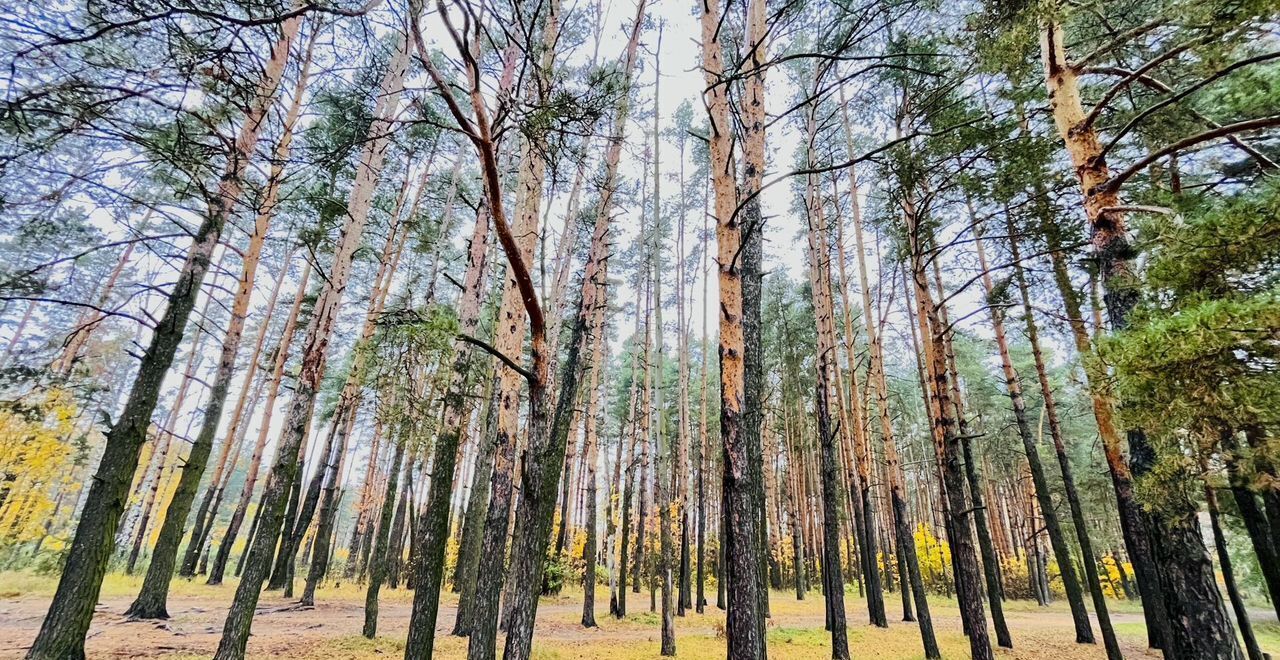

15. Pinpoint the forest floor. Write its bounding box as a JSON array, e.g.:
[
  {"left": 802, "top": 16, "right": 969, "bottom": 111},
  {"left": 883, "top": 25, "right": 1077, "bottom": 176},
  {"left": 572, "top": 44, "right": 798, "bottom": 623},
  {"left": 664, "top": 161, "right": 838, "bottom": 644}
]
[{"left": 0, "top": 571, "right": 1276, "bottom": 659}]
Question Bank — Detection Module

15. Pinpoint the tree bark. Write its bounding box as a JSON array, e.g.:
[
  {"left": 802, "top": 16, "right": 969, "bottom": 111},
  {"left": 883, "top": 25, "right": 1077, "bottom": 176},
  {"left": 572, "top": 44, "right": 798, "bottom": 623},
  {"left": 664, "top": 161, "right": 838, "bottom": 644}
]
[
  {"left": 363, "top": 438, "right": 406, "bottom": 638},
  {"left": 1006, "top": 212, "right": 1122, "bottom": 659},
  {"left": 1041, "top": 21, "right": 1240, "bottom": 659},
  {"left": 213, "top": 30, "right": 410, "bottom": 660},
  {"left": 703, "top": 0, "right": 766, "bottom": 654},
  {"left": 25, "top": 16, "right": 301, "bottom": 660},
  {"left": 973, "top": 218, "right": 1094, "bottom": 644}
]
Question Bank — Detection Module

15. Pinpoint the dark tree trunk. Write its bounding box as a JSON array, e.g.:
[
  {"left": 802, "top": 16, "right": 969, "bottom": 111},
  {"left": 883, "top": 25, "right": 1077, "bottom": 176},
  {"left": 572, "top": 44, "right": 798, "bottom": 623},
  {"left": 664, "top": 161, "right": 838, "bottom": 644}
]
[
  {"left": 973, "top": 222, "right": 1093, "bottom": 645},
  {"left": 1006, "top": 215, "right": 1120, "bottom": 658},
  {"left": 815, "top": 386, "right": 850, "bottom": 660},
  {"left": 908, "top": 231, "right": 992, "bottom": 660},
  {"left": 272, "top": 409, "right": 344, "bottom": 592},
  {"left": 24, "top": 17, "right": 303, "bottom": 657},
  {"left": 452, "top": 377, "right": 497, "bottom": 604},
  {"left": 1223, "top": 434, "right": 1280, "bottom": 621},
  {"left": 1132, "top": 428, "right": 1242, "bottom": 659},
  {"left": 363, "top": 439, "right": 405, "bottom": 638},
  {"left": 386, "top": 452, "right": 413, "bottom": 589},
  {"left": 1041, "top": 27, "right": 1234, "bottom": 654},
  {"left": 1203, "top": 471, "right": 1266, "bottom": 660},
  {"left": 28, "top": 195, "right": 223, "bottom": 660},
  {"left": 301, "top": 409, "right": 355, "bottom": 606}
]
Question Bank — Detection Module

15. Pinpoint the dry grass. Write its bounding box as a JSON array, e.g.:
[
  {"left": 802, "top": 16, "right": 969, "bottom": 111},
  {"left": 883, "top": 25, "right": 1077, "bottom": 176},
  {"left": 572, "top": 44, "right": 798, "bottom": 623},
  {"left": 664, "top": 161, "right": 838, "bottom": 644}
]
[{"left": 0, "top": 572, "right": 1274, "bottom": 659}]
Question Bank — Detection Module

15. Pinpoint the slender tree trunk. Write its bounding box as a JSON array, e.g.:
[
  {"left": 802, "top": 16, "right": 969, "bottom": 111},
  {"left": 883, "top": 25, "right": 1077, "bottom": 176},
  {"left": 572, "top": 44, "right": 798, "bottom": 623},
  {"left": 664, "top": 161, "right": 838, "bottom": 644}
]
[
  {"left": 802, "top": 117, "right": 849, "bottom": 660},
  {"left": 213, "top": 31, "right": 410, "bottom": 660},
  {"left": 127, "top": 321, "right": 206, "bottom": 575},
  {"left": 209, "top": 259, "right": 311, "bottom": 584},
  {"left": 581, "top": 286, "right": 607, "bottom": 628},
  {"left": 300, "top": 406, "right": 356, "bottom": 605},
  {"left": 973, "top": 219, "right": 1093, "bottom": 644},
  {"left": 462, "top": 32, "right": 558, "bottom": 658},
  {"left": 904, "top": 187, "right": 992, "bottom": 660},
  {"left": 55, "top": 230, "right": 140, "bottom": 377},
  {"left": 363, "top": 438, "right": 405, "bottom": 638},
  {"left": 182, "top": 247, "right": 293, "bottom": 578},
  {"left": 25, "top": 17, "right": 301, "bottom": 660},
  {"left": 648, "top": 40, "right": 676, "bottom": 655},
  {"left": 1006, "top": 212, "right": 1122, "bottom": 658},
  {"left": 132, "top": 33, "right": 314, "bottom": 612},
  {"left": 401, "top": 186, "right": 494, "bottom": 658},
  {"left": 839, "top": 138, "right": 937, "bottom": 651},
  {"left": 1201, "top": 456, "right": 1265, "bottom": 660},
  {"left": 452, "top": 375, "right": 499, "bottom": 636}
]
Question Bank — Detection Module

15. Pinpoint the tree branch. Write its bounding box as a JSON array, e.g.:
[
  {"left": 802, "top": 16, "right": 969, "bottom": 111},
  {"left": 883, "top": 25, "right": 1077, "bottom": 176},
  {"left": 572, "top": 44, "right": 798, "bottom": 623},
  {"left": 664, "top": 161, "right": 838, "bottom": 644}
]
[
  {"left": 457, "top": 333, "right": 534, "bottom": 383},
  {"left": 1100, "top": 115, "right": 1280, "bottom": 194}
]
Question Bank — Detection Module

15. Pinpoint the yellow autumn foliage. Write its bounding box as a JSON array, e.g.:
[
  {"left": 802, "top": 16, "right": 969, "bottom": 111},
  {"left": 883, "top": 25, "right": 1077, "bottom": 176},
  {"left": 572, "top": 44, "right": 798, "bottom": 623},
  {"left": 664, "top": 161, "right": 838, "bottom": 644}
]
[{"left": 0, "top": 388, "right": 82, "bottom": 545}]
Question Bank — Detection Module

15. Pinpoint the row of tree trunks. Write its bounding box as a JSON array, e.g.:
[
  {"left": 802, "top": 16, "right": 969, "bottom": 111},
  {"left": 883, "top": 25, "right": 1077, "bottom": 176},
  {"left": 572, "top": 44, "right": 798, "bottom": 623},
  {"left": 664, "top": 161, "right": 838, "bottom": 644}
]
[
  {"left": 212, "top": 27, "right": 411, "bottom": 660},
  {"left": 25, "top": 14, "right": 305, "bottom": 659}
]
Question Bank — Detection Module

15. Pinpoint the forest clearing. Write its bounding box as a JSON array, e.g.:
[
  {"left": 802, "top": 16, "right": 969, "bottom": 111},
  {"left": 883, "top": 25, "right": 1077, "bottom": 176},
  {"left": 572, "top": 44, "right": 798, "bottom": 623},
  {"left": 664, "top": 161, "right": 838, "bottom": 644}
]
[
  {"left": 3, "top": 574, "right": 1251, "bottom": 659},
  {"left": 1, "top": 0, "right": 1278, "bottom": 658}
]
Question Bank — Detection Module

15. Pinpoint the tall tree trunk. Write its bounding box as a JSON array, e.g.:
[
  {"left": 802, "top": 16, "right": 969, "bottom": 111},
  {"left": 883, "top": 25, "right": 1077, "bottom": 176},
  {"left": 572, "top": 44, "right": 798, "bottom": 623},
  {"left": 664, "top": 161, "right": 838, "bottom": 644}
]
[
  {"left": 1006, "top": 212, "right": 1122, "bottom": 659},
  {"left": 213, "top": 31, "right": 410, "bottom": 660},
  {"left": 695, "top": 196, "right": 710, "bottom": 613},
  {"left": 25, "top": 17, "right": 301, "bottom": 660},
  {"left": 363, "top": 437, "right": 406, "bottom": 638},
  {"left": 581, "top": 283, "right": 607, "bottom": 628},
  {"left": 839, "top": 125, "right": 937, "bottom": 652},
  {"left": 462, "top": 28, "right": 557, "bottom": 657},
  {"left": 277, "top": 153, "right": 421, "bottom": 596},
  {"left": 208, "top": 259, "right": 312, "bottom": 585},
  {"left": 498, "top": 11, "right": 638, "bottom": 658},
  {"left": 973, "top": 218, "right": 1093, "bottom": 644},
  {"left": 648, "top": 38, "right": 676, "bottom": 656},
  {"left": 401, "top": 178, "right": 494, "bottom": 657},
  {"left": 802, "top": 111, "right": 850, "bottom": 660},
  {"left": 133, "top": 34, "right": 314, "bottom": 612},
  {"left": 1040, "top": 22, "right": 1240, "bottom": 659},
  {"left": 182, "top": 245, "right": 294, "bottom": 578},
  {"left": 903, "top": 186, "right": 992, "bottom": 660},
  {"left": 703, "top": 0, "right": 766, "bottom": 654}
]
